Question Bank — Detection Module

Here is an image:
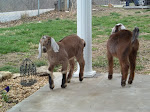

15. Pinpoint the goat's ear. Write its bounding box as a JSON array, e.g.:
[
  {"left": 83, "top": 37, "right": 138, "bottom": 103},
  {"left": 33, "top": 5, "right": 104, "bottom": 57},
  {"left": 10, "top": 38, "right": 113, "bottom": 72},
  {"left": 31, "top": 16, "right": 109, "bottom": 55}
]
[
  {"left": 37, "top": 42, "right": 42, "bottom": 58},
  {"left": 120, "top": 24, "right": 126, "bottom": 30},
  {"left": 111, "top": 27, "right": 115, "bottom": 34},
  {"left": 51, "top": 37, "right": 59, "bottom": 52}
]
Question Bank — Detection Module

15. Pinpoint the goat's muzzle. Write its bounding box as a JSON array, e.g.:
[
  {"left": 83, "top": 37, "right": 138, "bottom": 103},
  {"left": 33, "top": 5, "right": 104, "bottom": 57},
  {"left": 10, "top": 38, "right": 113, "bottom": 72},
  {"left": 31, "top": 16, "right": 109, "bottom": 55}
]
[{"left": 43, "top": 47, "right": 47, "bottom": 53}]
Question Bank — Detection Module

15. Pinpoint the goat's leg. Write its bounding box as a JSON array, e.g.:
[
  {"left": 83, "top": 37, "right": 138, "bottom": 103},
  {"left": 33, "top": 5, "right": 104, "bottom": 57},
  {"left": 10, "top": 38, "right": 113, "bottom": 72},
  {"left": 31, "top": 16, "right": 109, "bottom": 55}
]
[
  {"left": 61, "top": 61, "right": 68, "bottom": 88},
  {"left": 128, "top": 50, "right": 137, "bottom": 84},
  {"left": 76, "top": 56, "right": 85, "bottom": 82},
  {"left": 67, "top": 59, "right": 75, "bottom": 83},
  {"left": 107, "top": 54, "right": 113, "bottom": 80},
  {"left": 120, "top": 59, "right": 129, "bottom": 87},
  {"left": 119, "top": 59, "right": 123, "bottom": 76},
  {"left": 48, "top": 65, "right": 55, "bottom": 89}
]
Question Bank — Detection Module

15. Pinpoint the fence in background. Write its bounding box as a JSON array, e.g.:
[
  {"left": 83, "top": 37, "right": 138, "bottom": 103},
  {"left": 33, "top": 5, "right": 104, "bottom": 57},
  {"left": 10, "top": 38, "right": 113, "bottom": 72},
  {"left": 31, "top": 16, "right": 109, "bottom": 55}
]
[
  {"left": 0, "top": 0, "right": 55, "bottom": 12},
  {"left": 0, "top": 0, "right": 55, "bottom": 22},
  {"left": 0, "top": 0, "right": 150, "bottom": 23},
  {"left": 0, "top": 0, "right": 125, "bottom": 13}
]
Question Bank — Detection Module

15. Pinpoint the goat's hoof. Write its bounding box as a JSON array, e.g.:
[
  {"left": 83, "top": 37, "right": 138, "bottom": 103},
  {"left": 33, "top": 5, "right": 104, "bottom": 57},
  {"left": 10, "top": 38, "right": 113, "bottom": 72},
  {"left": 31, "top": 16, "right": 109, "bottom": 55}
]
[
  {"left": 49, "top": 85, "right": 54, "bottom": 90},
  {"left": 108, "top": 75, "right": 112, "bottom": 80},
  {"left": 121, "top": 81, "right": 126, "bottom": 87},
  {"left": 67, "top": 79, "right": 71, "bottom": 83},
  {"left": 61, "top": 84, "right": 67, "bottom": 88},
  {"left": 79, "top": 77, "right": 83, "bottom": 82},
  {"left": 128, "top": 80, "right": 133, "bottom": 84}
]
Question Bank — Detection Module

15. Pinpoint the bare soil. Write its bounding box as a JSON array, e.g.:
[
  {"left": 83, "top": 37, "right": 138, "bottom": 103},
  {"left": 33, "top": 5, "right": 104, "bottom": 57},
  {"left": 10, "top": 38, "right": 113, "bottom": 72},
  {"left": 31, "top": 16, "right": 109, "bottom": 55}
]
[{"left": 0, "top": 6, "right": 150, "bottom": 112}]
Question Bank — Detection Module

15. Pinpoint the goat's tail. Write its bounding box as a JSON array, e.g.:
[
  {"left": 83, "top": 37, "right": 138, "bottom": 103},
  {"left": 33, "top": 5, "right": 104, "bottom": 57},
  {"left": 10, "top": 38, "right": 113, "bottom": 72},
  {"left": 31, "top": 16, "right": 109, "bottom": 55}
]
[
  {"left": 132, "top": 27, "right": 139, "bottom": 43},
  {"left": 81, "top": 39, "right": 86, "bottom": 47}
]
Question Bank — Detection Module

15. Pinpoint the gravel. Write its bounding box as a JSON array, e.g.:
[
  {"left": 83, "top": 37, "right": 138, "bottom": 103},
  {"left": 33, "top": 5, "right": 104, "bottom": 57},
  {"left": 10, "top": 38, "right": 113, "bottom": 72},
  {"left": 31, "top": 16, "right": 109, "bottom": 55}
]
[{"left": 0, "top": 75, "right": 48, "bottom": 112}]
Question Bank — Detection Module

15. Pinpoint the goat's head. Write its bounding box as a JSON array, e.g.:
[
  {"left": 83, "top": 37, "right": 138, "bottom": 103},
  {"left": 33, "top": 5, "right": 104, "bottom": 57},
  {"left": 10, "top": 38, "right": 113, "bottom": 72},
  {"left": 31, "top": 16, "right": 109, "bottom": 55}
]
[
  {"left": 38, "top": 36, "right": 59, "bottom": 58},
  {"left": 111, "top": 23, "right": 126, "bottom": 34}
]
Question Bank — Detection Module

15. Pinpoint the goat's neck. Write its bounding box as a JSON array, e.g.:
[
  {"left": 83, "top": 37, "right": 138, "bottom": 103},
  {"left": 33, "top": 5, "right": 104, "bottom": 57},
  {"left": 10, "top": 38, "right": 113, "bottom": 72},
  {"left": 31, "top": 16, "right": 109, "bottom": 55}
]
[
  {"left": 47, "top": 48, "right": 54, "bottom": 52},
  {"left": 47, "top": 48, "right": 57, "bottom": 56}
]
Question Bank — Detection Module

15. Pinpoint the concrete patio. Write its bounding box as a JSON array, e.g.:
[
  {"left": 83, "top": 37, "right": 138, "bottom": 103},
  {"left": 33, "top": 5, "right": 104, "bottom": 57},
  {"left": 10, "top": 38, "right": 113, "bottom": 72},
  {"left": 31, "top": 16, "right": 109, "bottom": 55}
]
[{"left": 7, "top": 73, "right": 150, "bottom": 112}]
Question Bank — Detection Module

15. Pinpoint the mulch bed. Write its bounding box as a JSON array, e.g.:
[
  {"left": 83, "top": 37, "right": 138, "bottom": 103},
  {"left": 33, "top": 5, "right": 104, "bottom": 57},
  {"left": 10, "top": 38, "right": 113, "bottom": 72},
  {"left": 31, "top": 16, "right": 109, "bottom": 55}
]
[{"left": 0, "top": 75, "right": 48, "bottom": 112}]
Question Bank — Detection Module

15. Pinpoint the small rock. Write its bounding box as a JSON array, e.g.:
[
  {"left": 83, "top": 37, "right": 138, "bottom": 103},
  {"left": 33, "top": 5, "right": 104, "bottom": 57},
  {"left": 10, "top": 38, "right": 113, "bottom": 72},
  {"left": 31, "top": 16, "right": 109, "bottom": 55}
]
[
  {"left": 14, "top": 100, "right": 19, "bottom": 104},
  {"left": 25, "top": 93, "right": 30, "bottom": 98},
  {"left": 92, "top": 9, "right": 98, "bottom": 11},
  {"left": 0, "top": 102, "right": 2, "bottom": 107},
  {"left": 22, "top": 91, "right": 27, "bottom": 94},
  {"left": 31, "top": 86, "right": 35, "bottom": 89},
  {"left": 36, "top": 66, "right": 48, "bottom": 76},
  {"left": 7, "top": 99, "right": 14, "bottom": 103},
  {"left": 22, "top": 90, "right": 29, "bottom": 94},
  {"left": 0, "top": 71, "right": 13, "bottom": 80},
  {"left": 36, "top": 86, "right": 40, "bottom": 89},
  {"left": 12, "top": 73, "right": 20, "bottom": 79},
  {"left": 0, "top": 74, "right": 2, "bottom": 82}
]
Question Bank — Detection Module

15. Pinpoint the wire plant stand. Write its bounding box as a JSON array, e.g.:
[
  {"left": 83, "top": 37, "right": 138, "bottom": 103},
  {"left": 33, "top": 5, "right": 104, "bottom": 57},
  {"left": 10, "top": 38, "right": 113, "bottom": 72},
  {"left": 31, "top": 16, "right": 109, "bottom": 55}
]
[{"left": 20, "top": 58, "right": 37, "bottom": 86}]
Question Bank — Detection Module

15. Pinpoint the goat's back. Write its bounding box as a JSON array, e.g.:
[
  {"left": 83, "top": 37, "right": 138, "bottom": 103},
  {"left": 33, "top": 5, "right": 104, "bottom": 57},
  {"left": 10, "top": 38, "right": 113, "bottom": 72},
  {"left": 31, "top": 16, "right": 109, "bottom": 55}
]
[
  {"left": 58, "top": 34, "right": 85, "bottom": 59},
  {"left": 107, "top": 30, "right": 133, "bottom": 58}
]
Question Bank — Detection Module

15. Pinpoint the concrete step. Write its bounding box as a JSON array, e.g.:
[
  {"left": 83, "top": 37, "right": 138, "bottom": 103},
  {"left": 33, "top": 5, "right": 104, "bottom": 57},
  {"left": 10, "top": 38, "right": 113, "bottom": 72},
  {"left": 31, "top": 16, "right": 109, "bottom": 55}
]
[{"left": 7, "top": 73, "right": 150, "bottom": 112}]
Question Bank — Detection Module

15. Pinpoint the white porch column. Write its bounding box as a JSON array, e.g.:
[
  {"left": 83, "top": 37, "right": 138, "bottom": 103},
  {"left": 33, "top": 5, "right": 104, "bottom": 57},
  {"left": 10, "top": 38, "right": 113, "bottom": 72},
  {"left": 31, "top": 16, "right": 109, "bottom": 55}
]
[{"left": 74, "top": 0, "right": 96, "bottom": 77}]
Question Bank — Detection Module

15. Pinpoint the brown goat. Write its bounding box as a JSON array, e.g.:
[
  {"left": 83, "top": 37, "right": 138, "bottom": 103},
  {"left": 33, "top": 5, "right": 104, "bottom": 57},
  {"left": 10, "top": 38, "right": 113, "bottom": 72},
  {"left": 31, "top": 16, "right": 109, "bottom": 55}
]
[
  {"left": 38, "top": 34, "right": 85, "bottom": 89},
  {"left": 107, "top": 27, "right": 139, "bottom": 87}
]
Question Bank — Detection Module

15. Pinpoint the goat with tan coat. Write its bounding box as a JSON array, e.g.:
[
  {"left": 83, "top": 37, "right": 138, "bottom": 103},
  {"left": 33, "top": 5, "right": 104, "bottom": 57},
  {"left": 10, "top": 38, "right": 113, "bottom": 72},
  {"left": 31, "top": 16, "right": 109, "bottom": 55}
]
[{"left": 38, "top": 34, "right": 85, "bottom": 89}]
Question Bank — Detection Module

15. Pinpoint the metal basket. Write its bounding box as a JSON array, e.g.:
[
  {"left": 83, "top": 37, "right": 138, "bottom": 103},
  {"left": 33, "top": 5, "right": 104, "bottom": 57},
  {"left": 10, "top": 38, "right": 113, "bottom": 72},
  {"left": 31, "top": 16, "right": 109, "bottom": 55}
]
[{"left": 20, "top": 58, "right": 37, "bottom": 86}]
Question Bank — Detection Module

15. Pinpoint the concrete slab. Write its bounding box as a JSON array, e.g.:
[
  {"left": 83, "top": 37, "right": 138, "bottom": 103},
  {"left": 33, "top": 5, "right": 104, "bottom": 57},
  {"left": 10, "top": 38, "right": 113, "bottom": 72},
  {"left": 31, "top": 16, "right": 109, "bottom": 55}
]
[
  {"left": 124, "top": 6, "right": 150, "bottom": 9},
  {"left": 7, "top": 73, "right": 150, "bottom": 112},
  {"left": 0, "top": 9, "right": 54, "bottom": 23}
]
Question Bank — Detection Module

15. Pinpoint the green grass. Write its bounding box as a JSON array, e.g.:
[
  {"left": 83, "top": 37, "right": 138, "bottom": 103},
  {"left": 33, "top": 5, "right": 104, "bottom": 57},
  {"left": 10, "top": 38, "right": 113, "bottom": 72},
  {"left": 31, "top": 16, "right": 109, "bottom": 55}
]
[
  {"left": 110, "top": 12, "right": 121, "bottom": 17},
  {"left": 93, "top": 56, "right": 107, "bottom": 67},
  {"left": 92, "top": 12, "right": 150, "bottom": 41},
  {"left": 93, "top": 56, "right": 120, "bottom": 68},
  {"left": 143, "top": 9, "right": 150, "bottom": 12},
  {"left": 136, "top": 65, "right": 145, "bottom": 71},
  {"left": 0, "top": 19, "right": 77, "bottom": 54},
  {"left": 142, "top": 35, "right": 150, "bottom": 40},
  {"left": 0, "top": 12, "right": 149, "bottom": 54},
  {"left": 135, "top": 11, "right": 141, "bottom": 14},
  {"left": 0, "top": 66, "right": 19, "bottom": 73},
  {"left": 53, "top": 65, "right": 61, "bottom": 72},
  {"left": 0, "top": 10, "right": 149, "bottom": 73},
  {"left": 92, "top": 47, "right": 98, "bottom": 51},
  {"left": 34, "top": 60, "right": 47, "bottom": 67}
]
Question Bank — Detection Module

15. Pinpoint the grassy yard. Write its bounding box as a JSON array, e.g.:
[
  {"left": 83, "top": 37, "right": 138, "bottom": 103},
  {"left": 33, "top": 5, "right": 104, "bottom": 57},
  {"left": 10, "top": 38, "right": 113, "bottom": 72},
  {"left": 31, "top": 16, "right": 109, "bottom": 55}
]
[
  {"left": 0, "top": 7, "right": 150, "bottom": 74},
  {"left": 0, "top": 19, "right": 77, "bottom": 54}
]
